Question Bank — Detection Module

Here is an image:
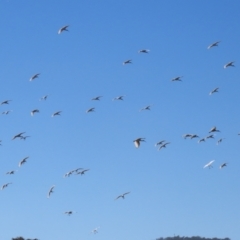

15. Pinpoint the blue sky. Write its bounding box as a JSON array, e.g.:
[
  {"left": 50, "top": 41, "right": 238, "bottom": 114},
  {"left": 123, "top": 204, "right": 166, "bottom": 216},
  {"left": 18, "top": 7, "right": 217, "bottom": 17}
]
[{"left": 0, "top": 1, "right": 240, "bottom": 240}]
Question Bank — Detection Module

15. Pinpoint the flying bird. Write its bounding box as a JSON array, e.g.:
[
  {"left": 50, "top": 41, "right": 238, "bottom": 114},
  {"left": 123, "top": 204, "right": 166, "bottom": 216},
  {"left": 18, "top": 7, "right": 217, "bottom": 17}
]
[
  {"left": 217, "top": 138, "right": 225, "bottom": 145},
  {"left": 198, "top": 138, "right": 206, "bottom": 143},
  {"left": 190, "top": 134, "right": 199, "bottom": 139},
  {"left": 1, "top": 182, "right": 12, "bottom": 190},
  {"left": 31, "top": 109, "right": 40, "bottom": 116},
  {"left": 220, "top": 163, "right": 227, "bottom": 169},
  {"left": 207, "top": 41, "right": 220, "bottom": 49},
  {"left": 58, "top": 25, "right": 69, "bottom": 34},
  {"left": 6, "top": 170, "right": 17, "bottom": 175},
  {"left": 133, "top": 138, "right": 145, "bottom": 148},
  {"left": 224, "top": 61, "right": 235, "bottom": 68},
  {"left": 183, "top": 134, "right": 193, "bottom": 139},
  {"left": 206, "top": 134, "right": 215, "bottom": 139},
  {"left": 40, "top": 95, "right": 48, "bottom": 101},
  {"left": 20, "top": 135, "right": 30, "bottom": 141},
  {"left": 115, "top": 191, "right": 130, "bottom": 200},
  {"left": 52, "top": 111, "right": 61, "bottom": 117},
  {"left": 155, "top": 140, "right": 165, "bottom": 146},
  {"left": 209, "top": 126, "right": 220, "bottom": 133},
  {"left": 209, "top": 87, "right": 219, "bottom": 95},
  {"left": 1, "top": 100, "right": 11, "bottom": 105},
  {"left": 64, "top": 211, "right": 77, "bottom": 216},
  {"left": 48, "top": 185, "right": 55, "bottom": 198},
  {"left": 92, "top": 96, "right": 102, "bottom": 101},
  {"left": 158, "top": 142, "right": 170, "bottom": 150},
  {"left": 86, "top": 108, "right": 95, "bottom": 113},
  {"left": 123, "top": 59, "right": 132, "bottom": 65},
  {"left": 171, "top": 76, "right": 183, "bottom": 81},
  {"left": 12, "top": 132, "right": 26, "bottom": 140},
  {"left": 19, "top": 157, "right": 29, "bottom": 167},
  {"left": 138, "top": 49, "right": 150, "bottom": 53},
  {"left": 203, "top": 160, "right": 215, "bottom": 169},
  {"left": 91, "top": 227, "right": 100, "bottom": 234},
  {"left": 140, "top": 105, "right": 152, "bottom": 111},
  {"left": 2, "top": 110, "right": 12, "bottom": 115},
  {"left": 30, "top": 73, "right": 40, "bottom": 81},
  {"left": 76, "top": 169, "right": 90, "bottom": 175},
  {"left": 113, "top": 96, "right": 124, "bottom": 101}
]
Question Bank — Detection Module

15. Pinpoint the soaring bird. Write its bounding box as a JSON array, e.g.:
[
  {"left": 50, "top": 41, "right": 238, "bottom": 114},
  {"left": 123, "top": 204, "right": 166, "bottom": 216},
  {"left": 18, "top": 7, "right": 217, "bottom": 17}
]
[
  {"left": 198, "top": 138, "right": 206, "bottom": 143},
  {"left": 217, "top": 138, "right": 225, "bottom": 145},
  {"left": 1, "top": 100, "right": 11, "bottom": 105},
  {"left": 58, "top": 25, "right": 69, "bottom": 34},
  {"left": 224, "top": 61, "right": 235, "bottom": 68},
  {"left": 48, "top": 185, "right": 55, "bottom": 198},
  {"left": 220, "top": 163, "right": 227, "bottom": 169},
  {"left": 31, "top": 109, "right": 40, "bottom": 116},
  {"left": 1, "top": 182, "right": 12, "bottom": 190},
  {"left": 203, "top": 160, "right": 215, "bottom": 169},
  {"left": 40, "top": 95, "right": 48, "bottom": 101},
  {"left": 155, "top": 140, "right": 165, "bottom": 146},
  {"left": 190, "top": 134, "right": 199, "bottom": 139},
  {"left": 183, "top": 134, "right": 193, "bottom": 139},
  {"left": 91, "top": 227, "right": 100, "bottom": 234},
  {"left": 86, "top": 108, "right": 95, "bottom": 113},
  {"left": 2, "top": 110, "right": 12, "bottom": 115},
  {"left": 140, "top": 105, "right": 151, "bottom": 111},
  {"left": 19, "top": 157, "right": 29, "bottom": 167},
  {"left": 209, "top": 126, "right": 220, "bottom": 133},
  {"left": 6, "top": 170, "right": 17, "bottom": 175},
  {"left": 206, "top": 134, "right": 215, "bottom": 139},
  {"left": 30, "top": 73, "right": 40, "bottom": 81},
  {"left": 115, "top": 191, "right": 130, "bottom": 200},
  {"left": 209, "top": 87, "right": 219, "bottom": 95},
  {"left": 123, "top": 59, "right": 132, "bottom": 65},
  {"left": 133, "top": 138, "right": 145, "bottom": 148},
  {"left": 171, "top": 76, "right": 183, "bottom": 81},
  {"left": 64, "top": 211, "right": 77, "bottom": 216},
  {"left": 158, "top": 142, "right": 170, "bottom": 150},
  {"left": 92, "top": 96, "right": 102, "bottom": 101},
  {"left": 76, "top": 169, "right": 90, "bottom": 175},
  {"left": 12, "top": 132, "right": 26, "bottom": 140},
  {"left": 207, "top": 41, "right": 220, "bottom": 49},
  {"left": 52, "top": 111, "right": 61, "bottom": 117},
  {"left": 113, "top": 96, "right": 124, "bottom": 101},
  {"left": 20, "top": 135, "right": 30, "bottom": 141},
  {"left": 138, "top": 49, "right": 150, "bottom": 53}
]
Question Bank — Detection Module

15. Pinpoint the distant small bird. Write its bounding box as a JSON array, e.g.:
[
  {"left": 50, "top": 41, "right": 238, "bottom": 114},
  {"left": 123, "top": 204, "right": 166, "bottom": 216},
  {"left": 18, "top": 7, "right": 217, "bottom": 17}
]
[
  {"left": 206, "top": 134, "right": 215, "bottom": 139},
  {"left": 138, "top": 49, "right": 150, "bottom": 53},
  {"left": 91, "top": 227, "right": 100, "bottom": 234},
  {"left": 115, "top": 191, "right": 130, "bottom": 200},
  {"left": 1, "top": 182, "right": 12, "bottom": 190},
  {"left": 171, "top": 76, "right": 183, "bottom": 81},
  {"left": 19, "top": 156, "right": 29, "bottom": 167},
  {"left": 133, "top": 138, "right": 145, "bottom": 148},
  {"left": 58, "top": 25, "right": 69, "bottom": 34},
  {"left": 207, "top": 41, "right": 220, "bottom": 49},
  {"left": 40, "top": 95, "right": 48, "bottom": 101},
  {"left": 158, "top": 142, "right": 170, "bottom": 150},
  {"left": 219, "top": 163, "right": 227, "bottom": 169},
  {"left": 30, "top": 73, "right": 40, "bottom": 81},
  {"left": 209, "top": 87, "right": 219, "bottom": 95},
  {"left": 224, "top": 61, "right": 235, "bottom": 68},
  {"left": 1, "top": 100, "right": 11, "bottom": 105},
  {"left": 155, "top": 140, "right": 165, "bottom": 146},
  {"left": 52, "top": 111, "right": 61, "bottom": 117},
  {"left": 76, "top": 169, "right": 90, "bottom": 175},
  {"left": 209, "top": 126, "right": 220, "bottom": 133},
  {"left": 64, "top": 211, "right": 77, "bottom": 216},
  {"left": 86, "top": 107, "right": 95, "bottom": 113},
  {"left": 20, "top": 135, "right": 30, "bottom": 141},
  {"left": 113, "top": 96, "right": 124, "bottom": 101},
  {"left": 217, "top": 138, "right": 225, "bottom": 145},
  {"left": 183, "top": 134, "right": 193, "bottom": 139},
  {"left": 140, "top": 105, "right": 151, "bottom": 111},
  {"left": 190, "top": 134, "right": 199, "bottom": 139},
  {"left": 198, "top": 138, "right": 205, "bottom": 143},
  {"left": 12, "top": 132, "right": 26, "bottom": 140},
  {"left": 2, "top": 110, "right": 12, "bottom": 115},
  {"left": 6, "top": 170, "right": 17, "bottom": 175},
  {"left": 48, "top": 185, "right": 55, "bottom": 198},
  {"left": 203, "top": 160, "right": 215, "bottom": 169},
  {"left": 123, "top": 60, "right": 132, "bottom": 65},
  {"left": 92, "top": 96, "right": 102, "bottom": 101},
  {"left": 31, "top": 109, "right": 40, "bottom": 116}
]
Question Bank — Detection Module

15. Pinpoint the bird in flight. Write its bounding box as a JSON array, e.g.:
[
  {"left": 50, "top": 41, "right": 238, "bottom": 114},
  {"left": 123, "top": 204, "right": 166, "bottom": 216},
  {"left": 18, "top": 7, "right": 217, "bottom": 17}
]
[
  {"left": 171, "top": 76, "right": 183, "bottom": 81},
  {"left": 140, "top": 105, "right": 152, "bottom": 111},
  {"left": 48, "top": 185, "right": 55, "bottom": 198},
  {"left": 19, "top": 157, "right": 29, "bottom": 167},
  {"left": 6, "top": 170, "right": 17, "bottom": 175},
  {"left": 190, "top": 134, "right": 199, "bottom": 139},
  {"left": 203, "top": 160, "right": 215, "bottom": 169},
  {"left": 20, "top": 135, "right": 30, "bottom": 141},
  {"left": 183, "top": 134, "right": 193, "bottom": 139},
  {"left": 1, "top": 100, "right": 11, "bottom": 105},
  {"left": 30, "top": 73, "right": 40, "bottom": 81},
  {"left": 133, "top": 138, "right": 145, "bottom": 148},
  {"left": 206, "top": 134, "right": 215, "bottom": 139},
  {"left": 209, "top": 87, "right": 219, "bottom": 95},
  {"left": 1, "top": 182, "right": 12, "bottom": 190},
  {"left": 92, "top": 96, "right": 102, "bottom": 101},
  {"left": 31, "top": 109, "right": 40, "bottom": 116},
  {"left": 138, "top": 49, "right": 150, "bottom": 53},
  {"left": 115, "top": 192, "right": 130, "bottom": 200},
  {"left": 198, "top": 138, "right": 206, "bottom": 143},
  {"left": 217, "top": 138, "right": 225, "bottom": 145},
  {"left": 12, "top": 132, "right": 26, "bottom": 140},
  {"left": 224, "top": 61, "right": 235, "bottom": 68},
  {"left": 91, "top": 227, "right": 100, "bottom": 234},
  {"left": 52, "top": 111, "right": 61, "bottom": 117},
  {"left": 2, "top": 110, "right": 12, "bottom": 115},
  {"left": 113, "top": 96, "right": 124, "bottom": 101},
  {"left": 207, "top": 41, "right": 220, "bottom": 49},
  {"left": 86, "top": 108, "right": 95, "bottom": 113},
  {"left": 158, "top": 142, "right": 170, "bottom": 150},
  {"left": 155, "top": 140, "right": 165, "bottom": 146},
  {"left": 76, "top": 169, "right": 90, "bottom": 175},
  {"left": 40, "top": 95, "right": 48, "bottom": 101},
  {"left": 58, "top": 25, "right": 69, "bottom": 34},
  {"left": 64, "top": 211, "right": 77, "bottom": 216},
  {"left": 219, "top": 163, "right": 227, "bottom": 169},
  {"left": 123, "top": 59, "right": 132, "bottom": 65},
  {"left": 209, "top": 126, "right": 220, "bottom": 133}
]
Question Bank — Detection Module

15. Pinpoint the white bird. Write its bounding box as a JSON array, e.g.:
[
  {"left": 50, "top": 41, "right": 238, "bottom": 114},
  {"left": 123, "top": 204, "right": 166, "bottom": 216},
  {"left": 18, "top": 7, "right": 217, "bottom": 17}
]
[
  {"left": 207, "top": 41, "right": 220, "bottom": 49},
  {"left": 30, "top": 73, "right": 40, "bottom": 81},
  {"left": 58, "top": 25, "right": 69, "bottom": 34},
  {"left": 209, "top": 126, "right": 220, "bottom": 133},
  {"left": 171, "top": 76, "right": 183, "bottom": 81},
  {"left": 138, "top": 49, "right": 150, "bottom": 53},
  {"left": 113, "top": 96, "right": 124, "bottom": 101},
  {"left": 12, "top": 132, "right": 26, "bottom": 140},
  {"left": 48, "top": 185, "right": 55, "bottom": 198},
  {"left": 123, "top": 59, "right": 132, "bottom": 65},
  {"left": 1, "top": 100, "right": 11, "bottom": 105},
  {"left": 115, "top": 191, "right": 130, "bottom": 200},
  {"left": 224, "top": 61, "right": 235, "bottom": 68},
  {"left": 91, "top": 227, "right": 100, "bottom": 234},
  {"left": 1, "top": 182, "right": 12, "bottom": 190},
  {"left": 52, "top": 111, "right": 61, "bottom": 117},
  {"left": 209, "top": 87, "right": 219, "bottom": 95},
  {"left": 140, "top": 105, "right": 151, "bottom": 111},
  {"left": 92, "top": 96, "right": 102, "bottom": 101},
  {"left": 133, "top": 138, "right": 145, "bottom": 148},
  {"left": 219, "top": 163, "right": 227, "bottom": 169},
  {"left": 203, "top": 160, "right": 215, "bottom": 169},
  {"left": 31, "top": 109, "right": 40, "bottom": 116},
  {"left": 86, "top": 107, "right": 95, "bottom": 113},
  {"left": 19, "top": 156, "right": 29, "bottom": 167}
]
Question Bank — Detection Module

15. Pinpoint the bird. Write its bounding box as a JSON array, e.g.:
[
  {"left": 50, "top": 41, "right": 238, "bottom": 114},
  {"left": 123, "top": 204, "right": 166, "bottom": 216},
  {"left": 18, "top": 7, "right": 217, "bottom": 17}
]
[
  {"left": 203, "top": 160, "right": 215, "bottom": 169},
  {"left": 140, "top": 105, "right": 152, "bottom": 111},
  {"left": 76, "top": 169, "right": 90, "bottom": 175},
  {"left": 155, "top": 140, "right": 165, "bottom": 146},
  {"left": 220, "top": 163, "right": 227, "bottom": 169},
  {"left": 171, "top": 76, "right": 183, "bottom": 81},
  {"left": 224, "top": 61, "right": 235, "bottom": 68},
  {"left": 113, "top": 96, "right": 124, "bottom": 101},
  {"left": 209, "top": 87, "right": 219, "bottom": 95},
  {"left": 40, "top": 95, "right": 48, "bottom": 101},
  {"left": 64, "top": 211, "right": 77, "bottom": 216},
  {"left": 64, "top": 171, "right": 74, "bottom": 178},
  {"left": 182, "top": 134, "right": 193, "bottom": 139},
  {"left": 198, "top": 138, "right": 206, "bottom": 143},
  {"left": 133, "top": 138, "right": 145, "bottom": 148},
  {"left": 92, "top": 96, "right": 102, "bottom": 101},
  {"left": 52, "top": 111, "right": 61, "bottom": 117},
  {"left": 138, "top": 49, "right": 150, "bottom": 53},
  {"left": 217, "top": 138, "right": 225, "bottom": 145},
  {"left": 12, "top": 132, "right": 26, "bottom": 140},
  {"left": 58, "top": 25, "right": 69, "bottom": 34},
  {"left": 86, "top": 107, "right": 95, "bottom": 113},
  {"left": 1, "top": 100, "right": 11, "bottom": 105},
  {"left": 123, "top": 59, "right": 132, "bottom": 65},
  {"left": 20, "top": 135, "right": 30, "bottom": 141},
  {"left": 91, "top": 227, "right": 100, "bottom": 234},
  {"left": 30, "top": 73, "right": 40, "bottom": 81},
  {"left": 48, "top": 185, "right": 55, "bottom": 198},
  {"left": 115, "top": 191, "right": 130, "bottom": 200},
  {"left": 209, "top": 126, "right": 220, "bottom": 133},
  {"left": 1, "top": 182, "right": 12, "bottom": 190},
  {"left": 6, "top": 170, "right": 17, "bottom": 175},
  {"left": 158, "top": 142, "right": 170, "bottom": 150},
  {"left": 19, "top": 157, "right": 29, "bottom": 167},
  {"left": 2, "top": 110, "right": 12, "bottom": 115},
  {"left": 206, "top": 134, "right": 215, "bottom": 139},
  {"left": 31, "top": 109, "right": 40, "bottom": 116},
  {"left": 190, "top": 134, "right": 199, "bottom": 139},
  {"left": 207, "top": 41, "right": 220, "bottom": 49}
]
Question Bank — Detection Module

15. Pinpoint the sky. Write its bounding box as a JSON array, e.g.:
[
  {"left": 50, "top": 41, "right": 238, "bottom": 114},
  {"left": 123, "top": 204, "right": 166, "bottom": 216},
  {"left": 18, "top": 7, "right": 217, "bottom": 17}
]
[{"left": 0, "top": 0, "right": 240, "bottom": 240}]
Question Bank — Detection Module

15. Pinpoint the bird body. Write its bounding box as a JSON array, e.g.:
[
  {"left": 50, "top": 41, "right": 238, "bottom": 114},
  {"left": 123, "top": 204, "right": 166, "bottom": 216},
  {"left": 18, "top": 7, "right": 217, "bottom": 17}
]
[
  {"left": 123, "top": 60, "right": 132, "bottom": 65},
  {"left": 31, "top": 109, "right": 40, "bottom": 116},
  {"left": 1, "top": 100, "right": 11, "bottom": 105},
  {"left": 158, "top": 142, "right": 170, "bottom": 150},
  {"left": 133, "top": 138, "right": 145, "bottom": 148},
  {"left": 140, "top": 105, "right": 151, "bottom": 111},
  {"left": 138, "top": 49, "right": 150, "bottom": 53},
  {"left": 76, "top": 169, "right": 89, "bottom": 175},
  {"left": 209, "top": 87, "right": 219, "bottom": 95},
  {"left": 92, "top": 96, "right": 102, "bottom": 101},
  {"left": 30, "top": 73, "right": 40, "bottom": 81},
  {"left": 203, "top": 160, "right": 215, "bottom": 169},
  {"left": 1, "top": 182, "right": 12, "bottom": 190},
  {"left": 207, "top": 41, "right": 220, "bottom": 49},
  {"left": 19, "top": 157, "right": 29, "bottom": 167},
  {"left": 115, "top": 191, "right": 130, "bottom": 200},
  {"left": 52, "top": 111, "right": 61, "bottom": 117},
  {"left": 220, "top": 163, "right": 227, "bottom": 169},
  {"left": 171, "top": 76, "right": 183, "bottom": 81},
  {"left": 86, "top": 108, "right": 95, "bottom": 113},
  {"left": 58, "top": 25, "right": 69, "bottom": 34},
  {"left": 48, "top": 185, "right": 55, "bottom": 198},
  {"left": 12, "top": 132, "right": 26, "bottom": 140},
  {"left": 224, "top": 61, "right": 235, "bottom": 68},
  {"left": 209, "top": 126, "right": 220, "bottom": 133},
  {"left": 113, "top": 96, "right": 124, "bottom": 101}
]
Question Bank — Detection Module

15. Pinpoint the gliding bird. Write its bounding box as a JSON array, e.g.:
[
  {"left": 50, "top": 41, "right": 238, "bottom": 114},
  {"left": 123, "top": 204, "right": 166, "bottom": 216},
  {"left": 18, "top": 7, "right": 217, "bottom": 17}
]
[
  {"left": 58, "top": 25, "right": 69, "bottom": 34},
  {"left": 203, "top": 160, "right": 215, "bottom": 169},
  {"left": 209, "top": 87, "right": 219, "bottom": 95},
  {"left": 133, "top": 138, "right": 145, "bottom": 148},
  {"left": 115, "top": 191, "right": 130, "bottom": 200},
  {"left": 207, "top": 41, "right": 220, "bottom": 49},
  {"left": 224, "top": 61, "right": 235, "bottom": 68},
  {"left": 30, "top": 73, "right": 40, "bottom": 81},
  {"left": 48, "top": 185, "right": 55, "bottom": 198}
]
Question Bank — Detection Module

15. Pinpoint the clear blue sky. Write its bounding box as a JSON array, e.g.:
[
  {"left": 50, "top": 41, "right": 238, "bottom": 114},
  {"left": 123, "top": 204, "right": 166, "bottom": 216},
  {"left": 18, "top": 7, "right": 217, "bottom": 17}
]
[{"left": 0, "top": 1, "right": 239, "bottom": 240}]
